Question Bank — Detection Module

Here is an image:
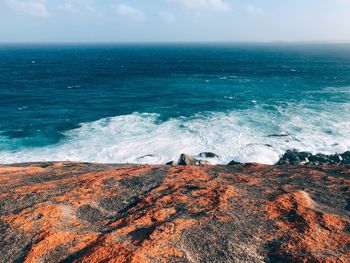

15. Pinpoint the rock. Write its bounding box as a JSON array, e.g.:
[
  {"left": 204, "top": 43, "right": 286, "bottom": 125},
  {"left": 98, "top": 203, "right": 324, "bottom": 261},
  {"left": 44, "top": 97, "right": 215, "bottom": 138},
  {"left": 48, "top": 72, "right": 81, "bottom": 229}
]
[
  {"left": 267, "top": 133, "right": 289, "bottom": 138},
  {"left": 199, "top": 160, "right": 211, "bottom": 165},
  {"left": 0, "top": 162, "right": 349, "bottom": 262},
  {"left": 165, "top": 161, "right": 177, "bottom": 166},
  {"left": 177, "top": 154, "right": 211, "bottom": 166},
  {"left": 277, "top": 150, "right": 312, "bottom": 165},
  {"left": 341, "top": 151, "right": 350, "bottom": 163},
  {"left": 277, "top": 150, "right": 350, "bottom": 166},
  {"left": 137, "top": 154, "right": 155, "bottom": 159},
  {"left": 228, "top": 160, "right": 241, "bottom": 165},
  {"left": 330, "top": 154, "right": 342, "bottom": 163},
  {"left": 308, "top": 154, "right": 334, "bottom": 165},
  {"left": 199, "top": 152, "right": 219, "bottom": 159},
  {"left": 177, "top": 154, "right": 200, "bottom": 166}
]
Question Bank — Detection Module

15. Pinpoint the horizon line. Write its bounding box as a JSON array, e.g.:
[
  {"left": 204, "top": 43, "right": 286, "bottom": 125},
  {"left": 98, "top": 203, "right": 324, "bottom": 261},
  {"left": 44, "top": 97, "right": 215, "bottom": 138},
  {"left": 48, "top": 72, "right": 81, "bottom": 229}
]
[{"left": 1, "top": 40, "right": 350, "bottom": 45}]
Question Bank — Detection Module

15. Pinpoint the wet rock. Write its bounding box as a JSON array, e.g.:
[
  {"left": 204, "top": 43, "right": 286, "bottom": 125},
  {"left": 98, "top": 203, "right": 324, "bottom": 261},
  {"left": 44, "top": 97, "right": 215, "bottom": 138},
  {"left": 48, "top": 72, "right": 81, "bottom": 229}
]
[
  {"left": 176, "top": 154, "right": 212, "bottom": 166},
  {"left": 277, "top": 150, "right": 350, "bottom": 165},
  {"left": 341, "top": 151, "right": 350, "bottom": 164},
  {"left": 165, "top": 161, "right": 177, "bottom": 166},
  {"left": 199, "top": 152, "right": 219, "bottom": 159},
  {"left": 227, "top": 160, "right": 241, "bottom": 165},
  {"left": 277, "top": 150, "right": 312, "bottom": 165},
  {"left": 308, "top": 154, "right": 334, "bottom": 165},
  {"left": 137, "top": 154, "right": 155, "bottom": 159},
  {"left": 267, "top": 133, "right": 289, "bottom": 138},
  {"left": 177, "top": 154, "right": 200, "bottom": 166}
]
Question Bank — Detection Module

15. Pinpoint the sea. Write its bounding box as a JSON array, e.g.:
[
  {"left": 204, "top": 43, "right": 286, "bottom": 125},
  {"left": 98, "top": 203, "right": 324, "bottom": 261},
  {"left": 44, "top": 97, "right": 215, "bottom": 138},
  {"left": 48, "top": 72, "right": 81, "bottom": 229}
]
[{"left": 1, "top": 43, "right": 350, "bottom": 165}]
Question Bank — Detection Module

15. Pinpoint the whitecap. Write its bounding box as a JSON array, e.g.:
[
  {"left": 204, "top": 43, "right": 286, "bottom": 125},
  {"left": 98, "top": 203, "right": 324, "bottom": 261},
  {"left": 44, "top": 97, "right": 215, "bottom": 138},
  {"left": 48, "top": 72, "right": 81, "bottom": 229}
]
[{"left": 1, "top": 98, "right": 350, "bottom": 165}]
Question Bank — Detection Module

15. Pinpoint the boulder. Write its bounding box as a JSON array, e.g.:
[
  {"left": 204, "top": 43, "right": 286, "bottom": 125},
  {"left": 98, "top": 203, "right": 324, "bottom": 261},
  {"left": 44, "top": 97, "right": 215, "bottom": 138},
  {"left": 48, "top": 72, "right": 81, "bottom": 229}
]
[
  {"left": 341, "top": 151, "right": 350, "bottom": 163},
  {"left": 199, "top": 152, "right": 219, "bottom": 159},
  {"left": 227, "top": 160, "right": 241, "bottom": 166},
  {"left": 165, "top": 161, "right": 177, "bottom": 166},
  {"left": 177, "top": 154, "right": 211, "bottom": 166},
  {"left": 177, "top": 154, "right": 200, "bottom": 166}
]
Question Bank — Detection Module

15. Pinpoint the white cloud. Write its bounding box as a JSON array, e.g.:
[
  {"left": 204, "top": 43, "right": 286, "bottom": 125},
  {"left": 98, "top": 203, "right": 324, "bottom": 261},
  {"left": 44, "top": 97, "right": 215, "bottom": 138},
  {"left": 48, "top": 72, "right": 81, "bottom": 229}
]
[
  {"left": 6, "top": 0, "right": 49, "bottom": 17},
  {"left": 113, "top": 4, "right": 146, "bottom": 21},
  {"left": 60, "top": 0, "right": 96, "bottom": 14},
  {"left": 159, "top": 11, "right": 175, "bottom": 22},
  {"left": 167, "top": 0, "right": 231, "bottom": 12},
  {"left": 246, "top": 4, "right": 264, "bottom": 15}
]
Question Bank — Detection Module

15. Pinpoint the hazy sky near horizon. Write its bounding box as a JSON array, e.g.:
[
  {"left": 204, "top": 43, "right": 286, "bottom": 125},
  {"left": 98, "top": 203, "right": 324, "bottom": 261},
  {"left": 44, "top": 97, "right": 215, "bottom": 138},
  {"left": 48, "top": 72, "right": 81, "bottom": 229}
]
[{"left": 1, "top": 0, "right": 350, "bottom": 43}]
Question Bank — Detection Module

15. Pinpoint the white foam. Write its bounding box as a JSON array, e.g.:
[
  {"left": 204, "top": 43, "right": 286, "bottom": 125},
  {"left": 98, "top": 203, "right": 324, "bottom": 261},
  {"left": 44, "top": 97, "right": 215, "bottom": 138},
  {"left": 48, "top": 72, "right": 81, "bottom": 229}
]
[{"left": 1, "top": 95, "right": 350, "bottom": 165}]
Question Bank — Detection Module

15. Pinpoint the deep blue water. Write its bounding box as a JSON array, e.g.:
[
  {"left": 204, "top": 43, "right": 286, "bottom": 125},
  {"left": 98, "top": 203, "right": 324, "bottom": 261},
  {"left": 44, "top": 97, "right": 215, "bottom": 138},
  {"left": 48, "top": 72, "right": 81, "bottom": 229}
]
[{"left": 1, "top": 43, "right": 350, "bottom": 164}]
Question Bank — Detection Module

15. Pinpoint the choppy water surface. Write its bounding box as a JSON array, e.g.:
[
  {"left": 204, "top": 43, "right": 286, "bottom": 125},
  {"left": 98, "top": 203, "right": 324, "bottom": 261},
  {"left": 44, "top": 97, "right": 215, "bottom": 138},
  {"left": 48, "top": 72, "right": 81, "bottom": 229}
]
[{"left": 1, "top": 43, "right": 350, "bottom": 164}]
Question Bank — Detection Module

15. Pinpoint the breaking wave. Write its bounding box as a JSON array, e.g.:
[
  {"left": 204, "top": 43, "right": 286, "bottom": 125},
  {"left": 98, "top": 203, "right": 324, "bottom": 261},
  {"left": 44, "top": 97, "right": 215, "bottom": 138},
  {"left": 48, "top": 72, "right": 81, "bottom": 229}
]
[{"left": 1, "top": 98, "right": 349, "bottom": 165}]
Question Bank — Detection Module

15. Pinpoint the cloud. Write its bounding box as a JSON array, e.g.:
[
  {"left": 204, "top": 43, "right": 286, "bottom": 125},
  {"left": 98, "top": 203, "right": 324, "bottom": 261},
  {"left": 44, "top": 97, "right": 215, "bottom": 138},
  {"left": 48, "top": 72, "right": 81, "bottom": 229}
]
[
  {"left": 167, "top": 0, "right": 231, "bottom": 12},
  {"left": 246, "top": 4, "right": 264, "bottom": 15},
  {"left": 6, "top": 0, "right": 49, "bottom": 17},
  {"left": 159, "top": 11, "right": 175, "bottom": 22},
  {"left": 60, "top": 0, "right": 96, "bottom": 14},
  {"left": 113, "top": 4, "right": 146, "bottom": 21}
]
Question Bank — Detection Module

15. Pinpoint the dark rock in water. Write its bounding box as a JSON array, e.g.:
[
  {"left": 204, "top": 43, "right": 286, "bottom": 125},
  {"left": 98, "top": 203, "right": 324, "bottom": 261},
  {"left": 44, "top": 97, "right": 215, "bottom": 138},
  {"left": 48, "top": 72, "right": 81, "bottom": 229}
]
[
  {"left": 330, "top": 154, "right": 343, "bottom": 163},
  {"left": 277, "top": 150, "right": 350, "bottom": 166},
  {"left": 340, "top": 151, "right": 350, "bottom": 164},
  {"left": 308, "top": 154, "right": 334, "bottom": 165},
  {"left": 165, "top": 161, "right": 177, "bottom": 166},
  {"left": 137, "top": 154, "right": 155, "bottom": 159},
  {"left": 277, "top": 150, "right": 312, "bottom": 165},
  {"left": 178, "top": 154, "right": 200, "bottom": 166},
  {"left": 177, "top": 153, "right": 211, "bottom": 166},
  {"left": 177, "top": 154, "right": 211, "bottom": 166},
  {"left": 228, "top": 160, "right": 241, "bottom": 166},
  {"left": 199, "top": 152, "right": 219, "bottom": 158},
  {"left": 267, "top": 133, "right": 289, "bottom": 138}
]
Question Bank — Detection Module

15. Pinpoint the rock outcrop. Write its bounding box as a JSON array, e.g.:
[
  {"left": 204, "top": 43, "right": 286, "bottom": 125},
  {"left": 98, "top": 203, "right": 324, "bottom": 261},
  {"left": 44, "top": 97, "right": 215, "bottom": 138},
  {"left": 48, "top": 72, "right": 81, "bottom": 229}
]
[
  {"left": 0, "top": 162, "right": 349, "bottom": 262},
  {"left": 277, "top": 150, "right": 350, "bottom": 165}
]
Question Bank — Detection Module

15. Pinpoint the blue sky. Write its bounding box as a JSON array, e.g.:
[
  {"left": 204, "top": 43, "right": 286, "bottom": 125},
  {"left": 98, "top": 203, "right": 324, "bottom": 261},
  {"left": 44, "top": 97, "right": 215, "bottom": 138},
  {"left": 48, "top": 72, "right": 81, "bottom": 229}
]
[{"left": 0, "top": 0, "right": 350, "bottom": 43}]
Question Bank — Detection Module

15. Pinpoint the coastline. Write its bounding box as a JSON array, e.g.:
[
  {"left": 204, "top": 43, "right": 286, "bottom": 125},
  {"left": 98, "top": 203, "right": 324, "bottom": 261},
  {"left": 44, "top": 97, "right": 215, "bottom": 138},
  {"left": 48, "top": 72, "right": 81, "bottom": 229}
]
[{"left": 0, "top": 161, "right": 349, "bottom": 262}]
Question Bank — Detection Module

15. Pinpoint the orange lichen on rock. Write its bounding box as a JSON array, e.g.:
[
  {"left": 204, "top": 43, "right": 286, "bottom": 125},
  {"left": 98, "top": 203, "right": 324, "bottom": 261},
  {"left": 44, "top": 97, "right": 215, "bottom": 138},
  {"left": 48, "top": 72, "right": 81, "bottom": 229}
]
[
  {"left": 0, "top": 162, "right": 349, "bottom": 262},
  {"left": 265, "top": 191, "right": 350, "bottom": 262}
]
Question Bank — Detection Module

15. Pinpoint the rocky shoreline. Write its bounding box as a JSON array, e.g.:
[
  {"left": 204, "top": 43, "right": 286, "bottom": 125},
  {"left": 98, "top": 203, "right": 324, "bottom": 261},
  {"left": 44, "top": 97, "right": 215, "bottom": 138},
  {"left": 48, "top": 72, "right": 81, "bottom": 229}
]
[
  {"left": 0, "top": 159, "right": 349, "bottom": 262},
  {"left": 165, "top": 150, "right": 350, "bottom": 166}
]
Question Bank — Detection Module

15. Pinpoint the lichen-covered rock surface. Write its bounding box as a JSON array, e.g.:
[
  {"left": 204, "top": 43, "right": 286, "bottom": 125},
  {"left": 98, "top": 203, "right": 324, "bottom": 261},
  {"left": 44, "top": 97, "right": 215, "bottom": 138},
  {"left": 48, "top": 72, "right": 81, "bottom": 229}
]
[{"left": 0, "top": 162, "right": 349, "bottom": 262}]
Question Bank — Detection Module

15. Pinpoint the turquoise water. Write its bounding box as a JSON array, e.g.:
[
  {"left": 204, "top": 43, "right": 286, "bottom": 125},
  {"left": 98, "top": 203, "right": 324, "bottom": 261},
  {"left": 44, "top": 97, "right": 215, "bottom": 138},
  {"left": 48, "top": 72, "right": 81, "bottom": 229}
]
[{"left": 1, "top": 43, "right": 350, "bottom": 164}]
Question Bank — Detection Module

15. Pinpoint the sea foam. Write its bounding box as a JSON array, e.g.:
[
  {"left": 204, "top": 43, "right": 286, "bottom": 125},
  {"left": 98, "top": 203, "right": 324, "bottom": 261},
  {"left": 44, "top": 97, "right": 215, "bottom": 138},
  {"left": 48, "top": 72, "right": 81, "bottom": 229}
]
[{"left": 1, "top": 97, "right": 349, "bottom": 165}]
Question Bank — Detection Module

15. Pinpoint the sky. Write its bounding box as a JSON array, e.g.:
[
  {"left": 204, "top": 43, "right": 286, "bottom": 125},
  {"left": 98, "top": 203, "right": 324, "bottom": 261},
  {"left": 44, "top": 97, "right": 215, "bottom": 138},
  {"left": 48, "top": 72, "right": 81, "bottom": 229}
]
[{"left": 0, "top": 0, "right": 350, "bottom": 43}]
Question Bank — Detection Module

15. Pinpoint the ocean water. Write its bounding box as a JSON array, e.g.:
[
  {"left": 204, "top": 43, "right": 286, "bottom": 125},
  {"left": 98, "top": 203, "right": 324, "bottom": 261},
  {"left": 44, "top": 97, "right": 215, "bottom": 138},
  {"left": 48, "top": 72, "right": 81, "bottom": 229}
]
[{"left": 1, "top": 43, "right": 350, "bottom": 165}]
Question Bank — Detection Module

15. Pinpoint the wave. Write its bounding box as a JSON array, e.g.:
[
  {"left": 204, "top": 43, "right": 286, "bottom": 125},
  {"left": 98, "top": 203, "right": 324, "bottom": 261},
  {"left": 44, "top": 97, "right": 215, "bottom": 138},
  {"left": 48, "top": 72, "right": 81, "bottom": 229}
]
[{"left": 1, "top": 97, "right": 350, "bottom": 165}]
